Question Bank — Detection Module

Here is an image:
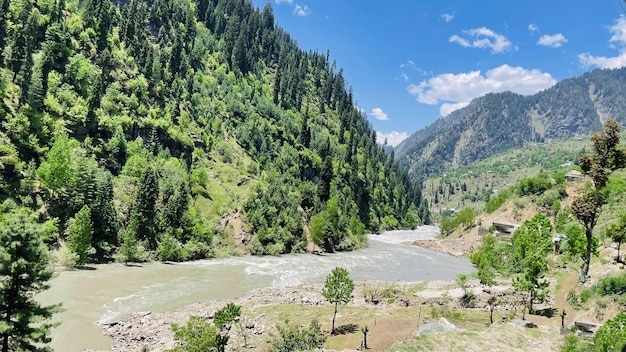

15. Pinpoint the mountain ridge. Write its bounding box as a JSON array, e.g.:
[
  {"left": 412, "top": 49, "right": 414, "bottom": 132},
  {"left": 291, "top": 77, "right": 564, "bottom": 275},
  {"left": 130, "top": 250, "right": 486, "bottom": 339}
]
[{"left": 396, "top": 66, "right": 626, "bottom": 177}]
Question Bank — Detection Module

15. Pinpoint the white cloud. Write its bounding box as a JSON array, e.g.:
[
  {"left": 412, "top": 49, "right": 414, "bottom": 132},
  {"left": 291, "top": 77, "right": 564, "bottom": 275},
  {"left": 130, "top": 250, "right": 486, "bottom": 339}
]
[
  {"left": 293, "top": 4, "right": 311, "bottom": 16},
  {"left": 408, "top": 64, "right": 556, "bottom": 116},
  {"left": 400, "top": 60, "right": 417, "bottom": 70},
  {"left": 579, "top": 52, "right": 626, "bottom": 69},
  {"left": 449, "top": 27, "right": 513, "bottom": 53},
  {"left": 275, "top": 0, "right": 293, "bottom": 4},
  {"left": 441, "top": 13, "right": 454, "bottom": 22},
  {"left": 609, "top": 16, "right": 626, "bottom": 45},
  {"left": 376, "top": 131, "right": 409, "bottom": 147},
  {"left": 440, "top": 102, "right": 470, "bottom": 117},
  {"left": 528, "top": 23, "right": 539, "bottom": 34},
  {"left": 370, "top": 108, "right": 389, "bottom": 121},
  {"left": 400, "top": 72, "right": 409, "bottom": 81},
  {"left": 537, "top": 33, "right": 567, "bottom": 48},
  {"left": 579, "top": 17, "right": 626, "bottom": 69}
]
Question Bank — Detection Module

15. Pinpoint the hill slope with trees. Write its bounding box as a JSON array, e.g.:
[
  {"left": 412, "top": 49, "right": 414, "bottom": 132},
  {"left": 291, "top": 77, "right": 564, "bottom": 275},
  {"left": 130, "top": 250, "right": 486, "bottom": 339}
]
[
  {"left": 396, "top": 67, "right": 626, "bottom": 177},
  {"left": 0, "top": 0, "right": 429, "bottom": 263}
]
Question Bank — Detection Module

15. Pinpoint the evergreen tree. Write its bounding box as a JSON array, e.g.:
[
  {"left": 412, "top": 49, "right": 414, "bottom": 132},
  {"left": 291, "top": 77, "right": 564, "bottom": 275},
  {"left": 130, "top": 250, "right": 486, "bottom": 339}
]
[
  {"left": 0, "top": 207, "right": 61, "bottom": 352},
  {"left": 129, "top": 167, "right": 159, "bottom": 249}
]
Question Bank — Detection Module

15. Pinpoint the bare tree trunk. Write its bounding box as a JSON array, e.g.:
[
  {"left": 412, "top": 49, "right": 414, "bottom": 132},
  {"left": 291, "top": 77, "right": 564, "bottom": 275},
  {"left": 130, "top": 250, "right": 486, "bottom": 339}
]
[
  {"left": 581, "top": 230, "right": 593, "bottom": 282},
  {"left": 332, "top": 302, "right": 338, "bottom": 333}
]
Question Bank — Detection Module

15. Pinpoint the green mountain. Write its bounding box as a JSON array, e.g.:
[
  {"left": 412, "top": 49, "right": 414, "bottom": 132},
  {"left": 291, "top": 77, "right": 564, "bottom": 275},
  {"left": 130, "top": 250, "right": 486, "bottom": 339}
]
[
  {"left": 0, "top": 0, "right": 428, "bottom": 262},
  {"left": 396, "top": 67, "right": 626, "bottom": 177}
]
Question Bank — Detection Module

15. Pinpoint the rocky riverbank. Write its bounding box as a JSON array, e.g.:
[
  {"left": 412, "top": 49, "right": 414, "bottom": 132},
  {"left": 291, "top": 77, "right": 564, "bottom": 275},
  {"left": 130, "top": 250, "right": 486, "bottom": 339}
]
[{"left": 87, "top": 278, "right": 538, "bottom": 352}]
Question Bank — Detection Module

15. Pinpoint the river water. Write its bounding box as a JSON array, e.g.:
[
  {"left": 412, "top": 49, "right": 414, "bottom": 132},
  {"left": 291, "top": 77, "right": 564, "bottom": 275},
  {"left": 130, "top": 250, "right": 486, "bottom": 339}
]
[{"left": 37, "top": 226, "right": 474, "bottom": 352}]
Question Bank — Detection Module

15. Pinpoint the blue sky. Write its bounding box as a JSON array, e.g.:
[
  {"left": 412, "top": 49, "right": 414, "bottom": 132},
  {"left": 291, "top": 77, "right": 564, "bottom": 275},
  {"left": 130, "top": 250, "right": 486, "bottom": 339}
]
[{"left": 252, "top": 0, "right": 626, "bottom": 146}]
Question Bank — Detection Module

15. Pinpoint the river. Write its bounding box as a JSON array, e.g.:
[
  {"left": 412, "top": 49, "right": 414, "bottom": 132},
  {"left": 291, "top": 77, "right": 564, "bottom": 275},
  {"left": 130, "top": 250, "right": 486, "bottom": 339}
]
[{"left": 37, "top": 226, "right": 474, "bottom": 352}]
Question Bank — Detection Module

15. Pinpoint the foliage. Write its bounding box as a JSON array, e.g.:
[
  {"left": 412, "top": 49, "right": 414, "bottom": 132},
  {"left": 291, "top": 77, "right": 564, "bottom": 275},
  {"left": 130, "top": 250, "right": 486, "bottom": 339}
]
[
  {"left": 605, "top": 210, "right": 626, "bottom": 261},
  {"left": 0, "top": 206, "right": 62, "bottom": 352},
  {"left": 594, "top": 273, "right": 626, "bottom": 296},
  {"left": 213, "top": 303, "right": 241, "bottom": 330},
  {"left": 593, "top": 311, "right": 626, "bottom": 352},
  {"left": 167, "top": 316, "right": 220, "bottom": 352},
  {"left": 510, "top": 213, "right": 553, "bottom": 314},
  {"left": 65, "top": 205, "right": 94, "bottom": 266},
  {"left": 322, "top": 267, "right": 354, "bottom": 333},
  {"left": 572, "top": 119, "right": 626, "bottom": 281},
  {"left": 439, "top": 207, "right": 476, "bottom": 236},
  {"left": 485, "top": 189, "right": 510, "bottom": 213},
  {"left": 560, "top": 334, "right": 593, "bottom": 352},
  {"left": 0, "top": 0, "right": 428, "bottom": 261},
  {"left": 515, "top": 173, "right": 553, "bottom": 196},
  {"left": 267, "top": 320, "right": 326, "bottom": 352}
]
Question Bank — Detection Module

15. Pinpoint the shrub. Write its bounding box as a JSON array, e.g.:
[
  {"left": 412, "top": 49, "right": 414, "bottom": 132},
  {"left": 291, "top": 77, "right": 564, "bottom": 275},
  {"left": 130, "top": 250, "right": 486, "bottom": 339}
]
[
  {"left": 515, "top": 173, "right": 552, "bottom": 196},
  {"left": 268, "top": 320, "right": 326, "bottom": 352},
  {"left": 486, "top": 189, "right": 510, "bottom": 213},
  {"left": 579, "top": 288, "right": 593, "bottom": 303},
  {"left": 595, "top": 273, "right": 626, "bottom": 296}
]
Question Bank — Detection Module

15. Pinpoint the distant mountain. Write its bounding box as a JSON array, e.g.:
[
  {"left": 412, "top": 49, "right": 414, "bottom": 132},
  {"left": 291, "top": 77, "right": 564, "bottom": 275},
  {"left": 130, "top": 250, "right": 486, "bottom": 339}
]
[{"left": 395, "top": 67, "right": 626, "bottom": 177}]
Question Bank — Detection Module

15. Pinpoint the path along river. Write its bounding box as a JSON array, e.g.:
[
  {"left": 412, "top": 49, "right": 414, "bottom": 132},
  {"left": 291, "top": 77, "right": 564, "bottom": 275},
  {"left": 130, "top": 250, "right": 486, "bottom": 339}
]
[{"left": 37, "top": 226, "right": 474, "bottom": 352}]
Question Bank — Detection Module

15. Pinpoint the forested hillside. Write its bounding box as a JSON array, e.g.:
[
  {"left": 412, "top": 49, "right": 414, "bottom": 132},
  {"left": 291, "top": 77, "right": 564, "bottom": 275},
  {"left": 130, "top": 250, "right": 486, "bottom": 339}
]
[
  {"left": 396, "top": 67, "right": 626, "bottom": 177},
  {"left": 0, "top": 0, "right": 428, "bottom": 263}
]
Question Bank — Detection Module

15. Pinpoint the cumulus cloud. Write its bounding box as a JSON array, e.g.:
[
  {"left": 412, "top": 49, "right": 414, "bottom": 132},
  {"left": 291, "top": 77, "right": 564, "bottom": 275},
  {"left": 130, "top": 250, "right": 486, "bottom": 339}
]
[
  {"left": 407, "top": 64, "right": 556, "bottom": 116},
  {"left": 537, "top": 33, "right": 568, "bottom": 48},
  {"left": 528, "top": 23, "right": 539, "bottom": 34},
  {"left": 376, "top": 131, "right": 409, "bottom": 147},
  {"left": 579, "top": 17, "right": 626, "bottom": 69},
  {"left": 370, "top": 108, "right": 389, "bottom": 121},
  {"left": 449, "top": 27, "right": 513, "bottom": 53},
  {"left": 293, "top": 4, "right": 311, "bottom": 16},
  {"left": 441, "top": 13, "right": 454, "bottom": 22}
]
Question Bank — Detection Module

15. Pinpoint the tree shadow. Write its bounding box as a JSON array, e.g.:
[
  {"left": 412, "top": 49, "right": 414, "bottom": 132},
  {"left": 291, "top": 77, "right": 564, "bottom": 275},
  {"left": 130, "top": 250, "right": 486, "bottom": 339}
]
[
  {"left": 332, "top": 324, "right": 359, "bottom": 335},
  {"left": 533, "top": 307, "right": 558, "bottom": 318},
  {"left": 75, "top": 265, "right": 97, "bottom": 271}
]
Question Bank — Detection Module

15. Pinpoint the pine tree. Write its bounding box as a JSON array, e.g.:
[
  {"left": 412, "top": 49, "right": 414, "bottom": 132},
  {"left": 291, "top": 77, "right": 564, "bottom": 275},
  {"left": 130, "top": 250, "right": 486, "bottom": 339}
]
[
  {"left": 129, "top": 167, "right": 159, "bottom": 249},
  {"left": 0, "top": 208, "right": 62, "bottom": 352}
]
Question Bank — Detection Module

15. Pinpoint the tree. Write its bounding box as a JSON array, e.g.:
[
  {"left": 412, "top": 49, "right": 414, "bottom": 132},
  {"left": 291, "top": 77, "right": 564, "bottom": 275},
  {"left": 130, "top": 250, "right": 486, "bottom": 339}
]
[
  {"left": 510, "top": 213, "right": 552, "bottom": 315},
  {"left": 129, "top": 167, "right": 159, "bottom": 249},
  {"left": 606, "top": 211, "right": 626, "bottom": 262},
  {"left": 66, "top": 205, "right": 94, "bottom": 266},
  {"left": 0, "top": 207, "right": 62, "bottom": 352},
  {"left": 167, "top": 316, "right": 219, "bottom": 352},
  {"left": 573, "top": 119, "right": 626, "bottom": 281},
  {"left": 593, "top": 311, "right": 626, "bottom": 352},
  {"left": 213, "top": 303, "right": 241, "bottom": 352},
  {"left": 322, "top": 267, "right": 354, "bottom": 333}
]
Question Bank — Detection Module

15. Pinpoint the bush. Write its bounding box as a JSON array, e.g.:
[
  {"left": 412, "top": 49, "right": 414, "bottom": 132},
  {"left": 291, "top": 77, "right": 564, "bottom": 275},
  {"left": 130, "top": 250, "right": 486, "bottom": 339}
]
[
  {"left": 579, "top": 288, "right": 593, "bottom": 303},
  {"left": 515, "top": 173, "right": 552, "bottom": 196},
  {"left": 167, "top": 316, "right": 220, "bottom": 352},
  {"left": 486, "top": 189, "right": 510, "bottom": 213},
  {"left": 595, "top": 273, "right": 626, "bottom": 296},
  {"left": 268, "top": 320, "right": 326, "bottom": 352},
  {"left": 537, "top": 189, "right": 561, "bottom": 208}
]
